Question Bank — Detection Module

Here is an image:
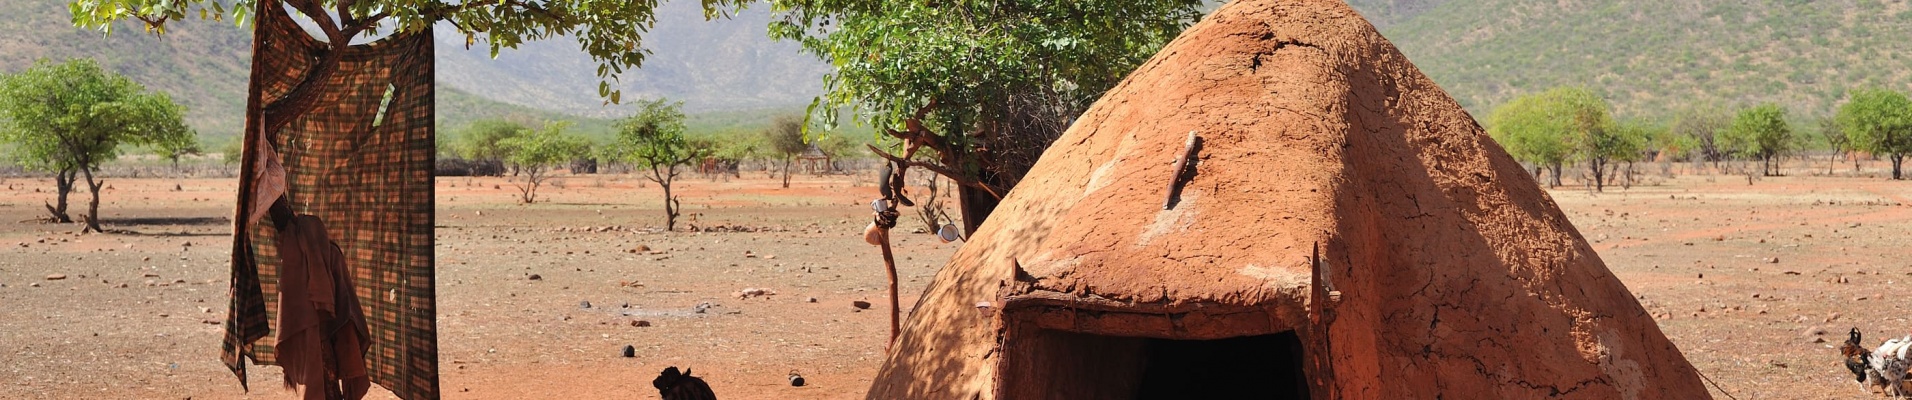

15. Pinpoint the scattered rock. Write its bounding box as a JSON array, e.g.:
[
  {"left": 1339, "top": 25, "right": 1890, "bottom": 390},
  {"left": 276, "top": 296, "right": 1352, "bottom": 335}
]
[
  {"left": 806, "top": 297, "right": 818, "bottom": 303},
  {"left": 1826, "top": 312, "right": 1843, "bottom": 323},
  {"left": 1802, "top": 326, "right": 1826, "bottom": 337},
  {"left": 631, "top": 320, "right": 652, "bottom": 327},
  {"left": 528, "top": 274, "right": 543, "bottom": 281},
  {"left": 789, "top": 372, "right": 806, "bottom": 387},
  {"left": 621, "top": 345, "right": 636, "bottom": 358},
  {"left": 852, "top": 300, "right": 872, "bottom": 310},
  {"left": 736, "top": 287, "right": 774, "bottom": 299},
  {"left": 1763, "top": 257, "right": 1779, "bottom": 264},
  {"left": 579, "top": 301, "right": 593, "bottom": 309},
  {"left": 764, "top": 254, "right": 777, "bottom": 260},
  {"left": 44, "top": 274, "right": 66, "bottom": 281},
  {"left": 29, "top": 282, "right": 39, "bottom": 287},
  {"left": 693, "top": 302, "right": 716, "bottom": 314}
]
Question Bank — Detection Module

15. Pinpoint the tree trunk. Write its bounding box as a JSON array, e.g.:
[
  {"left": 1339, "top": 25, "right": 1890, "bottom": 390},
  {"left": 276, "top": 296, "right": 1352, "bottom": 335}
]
[
  {"left": 1893, "top": 154, "right": 1905, "bottom": 180},
  {"left": 1548, "top": 162, "right": 1563, "bottom": 188},
  {"left": 81, "top": 167, "right": 103, "bottom": 233},
  {"left": 781, "top": 156, "right": 792, "bottom": 189},
  {"left": 47, "top": 167, "right": 74, "bottom": 222},
  {"left": 662, "top": 179, "right": 676, "bottom": 231},
  {"left": 1590, "top": 158, "right": 1606, "bottom": 192}
]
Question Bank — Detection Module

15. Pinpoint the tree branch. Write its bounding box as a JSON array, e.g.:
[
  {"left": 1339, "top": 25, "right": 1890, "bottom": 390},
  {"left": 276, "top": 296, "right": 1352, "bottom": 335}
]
[{"left": 867, "top": 144, "right": 1003, "bottom": 199}]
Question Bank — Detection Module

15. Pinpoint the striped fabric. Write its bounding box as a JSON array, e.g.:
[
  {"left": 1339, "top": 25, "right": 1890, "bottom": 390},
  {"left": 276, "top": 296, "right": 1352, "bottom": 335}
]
[{"left": 223, "top": 1, "right": 439, "bottom": 399}]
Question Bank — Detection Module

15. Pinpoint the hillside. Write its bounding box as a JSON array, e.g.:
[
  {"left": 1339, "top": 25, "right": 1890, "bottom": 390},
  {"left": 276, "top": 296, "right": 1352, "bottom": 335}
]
[
  {"left": 0, "top": 0, "right": 827, "bottom": 141},
  {"left": 9, "top": 0, "right": 1905, "bottom": 141},
  {"left": 1344, "top": 0, "right": 1912, "bottom": 120}
]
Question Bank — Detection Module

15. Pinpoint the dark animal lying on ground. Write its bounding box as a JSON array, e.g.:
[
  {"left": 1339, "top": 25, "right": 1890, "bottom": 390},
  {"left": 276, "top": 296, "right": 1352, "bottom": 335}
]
[{"left": 653, "top": 366, "right": 717, "bottom": 400}]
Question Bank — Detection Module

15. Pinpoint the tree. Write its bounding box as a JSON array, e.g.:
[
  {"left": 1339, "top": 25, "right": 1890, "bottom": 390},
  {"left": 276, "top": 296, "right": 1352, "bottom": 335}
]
[
  {"left": 152, "top": 131, "right": 202, "bottom": 170},
  {"left": 1670, "top": 106, "right": 1731, "bottom": 169},
  {"left": 1718, "top": 104, "right": 1796, "bottom": 177},
  {"left": 0, "top": 58, "right": 192, "bottom": 232},
  {"left": 1488, "top": 88, "right": 1592, "bottom": 187},
  {"left": 765, "top": 0, "right": 1204, "bottom": 232},
  {"left": 609, "top": 99, "right": 703, "bottom": 231},
  {"left": 763, "top": 115, "right": 806, "bottom": 188},
  {"left": 1607, "top": 119, "right": 1659, "bottom": 188},
  {"left": 458, "top": 119, "right": 531, "bottom": 175},
  {"left": 497, "top": 121, "right": 586, "bottom": 203},
  {"left": 1838, "top": 88, "right": 1912, "bottom": 180},
  {"left": 1816, "top": 116, "right": 1854, "bottom": 174}
]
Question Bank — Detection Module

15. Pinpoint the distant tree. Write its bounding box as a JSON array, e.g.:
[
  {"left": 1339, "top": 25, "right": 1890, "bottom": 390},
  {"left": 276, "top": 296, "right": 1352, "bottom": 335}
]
[
  {"left": 1718, "top": 104, "right": 1795, "bottom": 177},
  {"left": 219, "top": 139, "right": 244, "bottom": 165},
  {"left": 763, "top": 115, "right": 807, "bottom": 188},
  {"left": 152, "top": 132, "right": 202, "bottom": 170},
  {"left": 458, "top": 119, "right": 531, "bottom": 176},
  {"left": 766, "top": 0, "right": 1204, "bottom": 232},
  {"left": 498, "top": 121, "right": 587, "bottom": 204},
  {"left": 0, "top": 58, "right": 192, "bottom": 232},
  {"left": 608, "top": 99, "right": 703, "bottom": 231},
  {"left": 1816, "top": 116, "right": 1854, "bottom": 174},
  {"left": 1838, "top": 88, "right": 1912, "bottom": 180},
  {"left": 1608, "top": 119, "right": 1659, "bottom": 188},
  {"left": 1488, "top": 87, "right": 1610, "bottom": 188},
  {"left": 1671, "top": 106, "right": 1731, "bottom": 169}
]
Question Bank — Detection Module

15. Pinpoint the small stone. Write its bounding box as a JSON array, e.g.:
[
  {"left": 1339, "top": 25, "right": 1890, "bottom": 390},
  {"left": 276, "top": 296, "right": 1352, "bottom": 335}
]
[
  {"left": 44, "top": 274, "right": 66, "bottom": 281},
  {"left": 852, "top": 300, "right": 872, "bottom": 310},
  {"left": 789, "top": 372, "right": 806, "bottom": 387},
  {"left": 1803, "top": 326, "right": 1826, "bottom": 337},
  {"left": 806, "top": 297, "right": 818, "bottom": 303},
  {"left": 528, "top": 274, "right": 542, "bottom": 281},
  {"left": 579, "top": 301, "right": 593, "bottom": 309},
  {"left": 621, "top": 345, "right": 636, "bottom": 358},
  {"left": 693, "top": 302, "right": 716, "bottom": 314},
  {"left": 632, "top": 320, "right": 652, "bottom": 327},
  {"left": 635, "top": 245, "right": 651, "bottom": 252},
  {"left": 1763, "top": 257, "right": 1779, "bottom": 264}
]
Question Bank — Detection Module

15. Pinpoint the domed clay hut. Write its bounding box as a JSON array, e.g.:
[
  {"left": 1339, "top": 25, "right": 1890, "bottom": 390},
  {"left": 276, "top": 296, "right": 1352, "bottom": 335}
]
[{"left": 864, "top": 0, "right": 1711, "bottom": 398}]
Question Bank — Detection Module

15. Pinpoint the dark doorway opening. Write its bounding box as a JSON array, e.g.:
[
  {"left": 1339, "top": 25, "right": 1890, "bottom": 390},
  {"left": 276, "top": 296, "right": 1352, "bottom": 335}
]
[
  {"left": 1135, "top": 331, "right": 1311, "bottom": 399},
  {"left": 999, "top": 328, "right": 1311, "bottom": 399}
]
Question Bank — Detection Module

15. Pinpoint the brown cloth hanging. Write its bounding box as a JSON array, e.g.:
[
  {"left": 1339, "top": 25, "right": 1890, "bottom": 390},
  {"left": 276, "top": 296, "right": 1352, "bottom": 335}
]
[
  {"left": 275, "top": 214, "right": 372, "bottom": 400},
  {"left": 222, "top": 1, "right": 440, "bottom": 399}
]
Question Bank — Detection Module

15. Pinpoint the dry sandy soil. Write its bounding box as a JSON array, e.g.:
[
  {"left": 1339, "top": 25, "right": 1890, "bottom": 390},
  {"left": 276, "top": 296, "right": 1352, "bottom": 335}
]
[{"left": 0, "top": 170, "right": 1905, "bottom": 399}]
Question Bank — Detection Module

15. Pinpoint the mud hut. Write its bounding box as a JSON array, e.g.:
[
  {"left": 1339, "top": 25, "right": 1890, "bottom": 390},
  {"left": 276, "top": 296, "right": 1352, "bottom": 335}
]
[{"left": 864, "top": 0, "right": 1711, "bottom": 398}]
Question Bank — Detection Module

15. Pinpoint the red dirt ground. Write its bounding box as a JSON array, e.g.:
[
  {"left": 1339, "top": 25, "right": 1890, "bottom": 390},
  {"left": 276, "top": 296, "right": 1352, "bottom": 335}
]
[{"left": 0, "top": 171, "right": 1905, "bottom": 399}]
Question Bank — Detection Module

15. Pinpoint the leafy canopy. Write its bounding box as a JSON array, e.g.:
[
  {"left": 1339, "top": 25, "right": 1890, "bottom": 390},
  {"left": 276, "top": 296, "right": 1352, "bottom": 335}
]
[
  {"left": 608, "top": 98, "right": 699, "bottom": 168},
  {"left": 498, "top": 121, "right": 586, "bottom": 172},
  {"left": 68, "top": 0, "right": 746, "bottom": 104},
  {"left": 0, "top": 58, "right": 193, "bottom": 172},
  {"left": 764, "top": 0, "right": 1204, "bottom": 192},
  {"left": 764, "top": 114, "right": 806, "bottom": 158},
  {"left": 457, "top": 118, "right": 531, "bottom": 161},
  {"left": 1838, "top": 88, "right": 1912, "bottom": 157},
  {"left": 1719, "top": 103, "right": 1795, "bottom": 160},
  {"left": 1487, "top": 87, "right": 1605, "bottom": 167}
]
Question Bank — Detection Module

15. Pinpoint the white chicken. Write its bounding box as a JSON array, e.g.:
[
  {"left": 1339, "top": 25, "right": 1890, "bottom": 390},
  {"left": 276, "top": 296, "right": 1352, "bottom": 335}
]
[{"left": 1872, "top": 336, "right": 1912, "bottom": 397}]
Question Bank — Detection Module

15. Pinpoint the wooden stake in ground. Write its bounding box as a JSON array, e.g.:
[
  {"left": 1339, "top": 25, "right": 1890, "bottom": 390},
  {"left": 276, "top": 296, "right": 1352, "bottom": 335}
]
[
  {"left": 878, "top": 228, "right": 901, "bottom": 346},
  {"left": 865, "top": 198, "right": 904, "bottom": 348}
]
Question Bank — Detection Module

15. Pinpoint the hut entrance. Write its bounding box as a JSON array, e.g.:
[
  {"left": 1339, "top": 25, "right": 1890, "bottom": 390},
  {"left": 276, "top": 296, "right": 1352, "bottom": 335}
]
[{"left": 999, "top": 326, "right": 1311, "bottom": 399}]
